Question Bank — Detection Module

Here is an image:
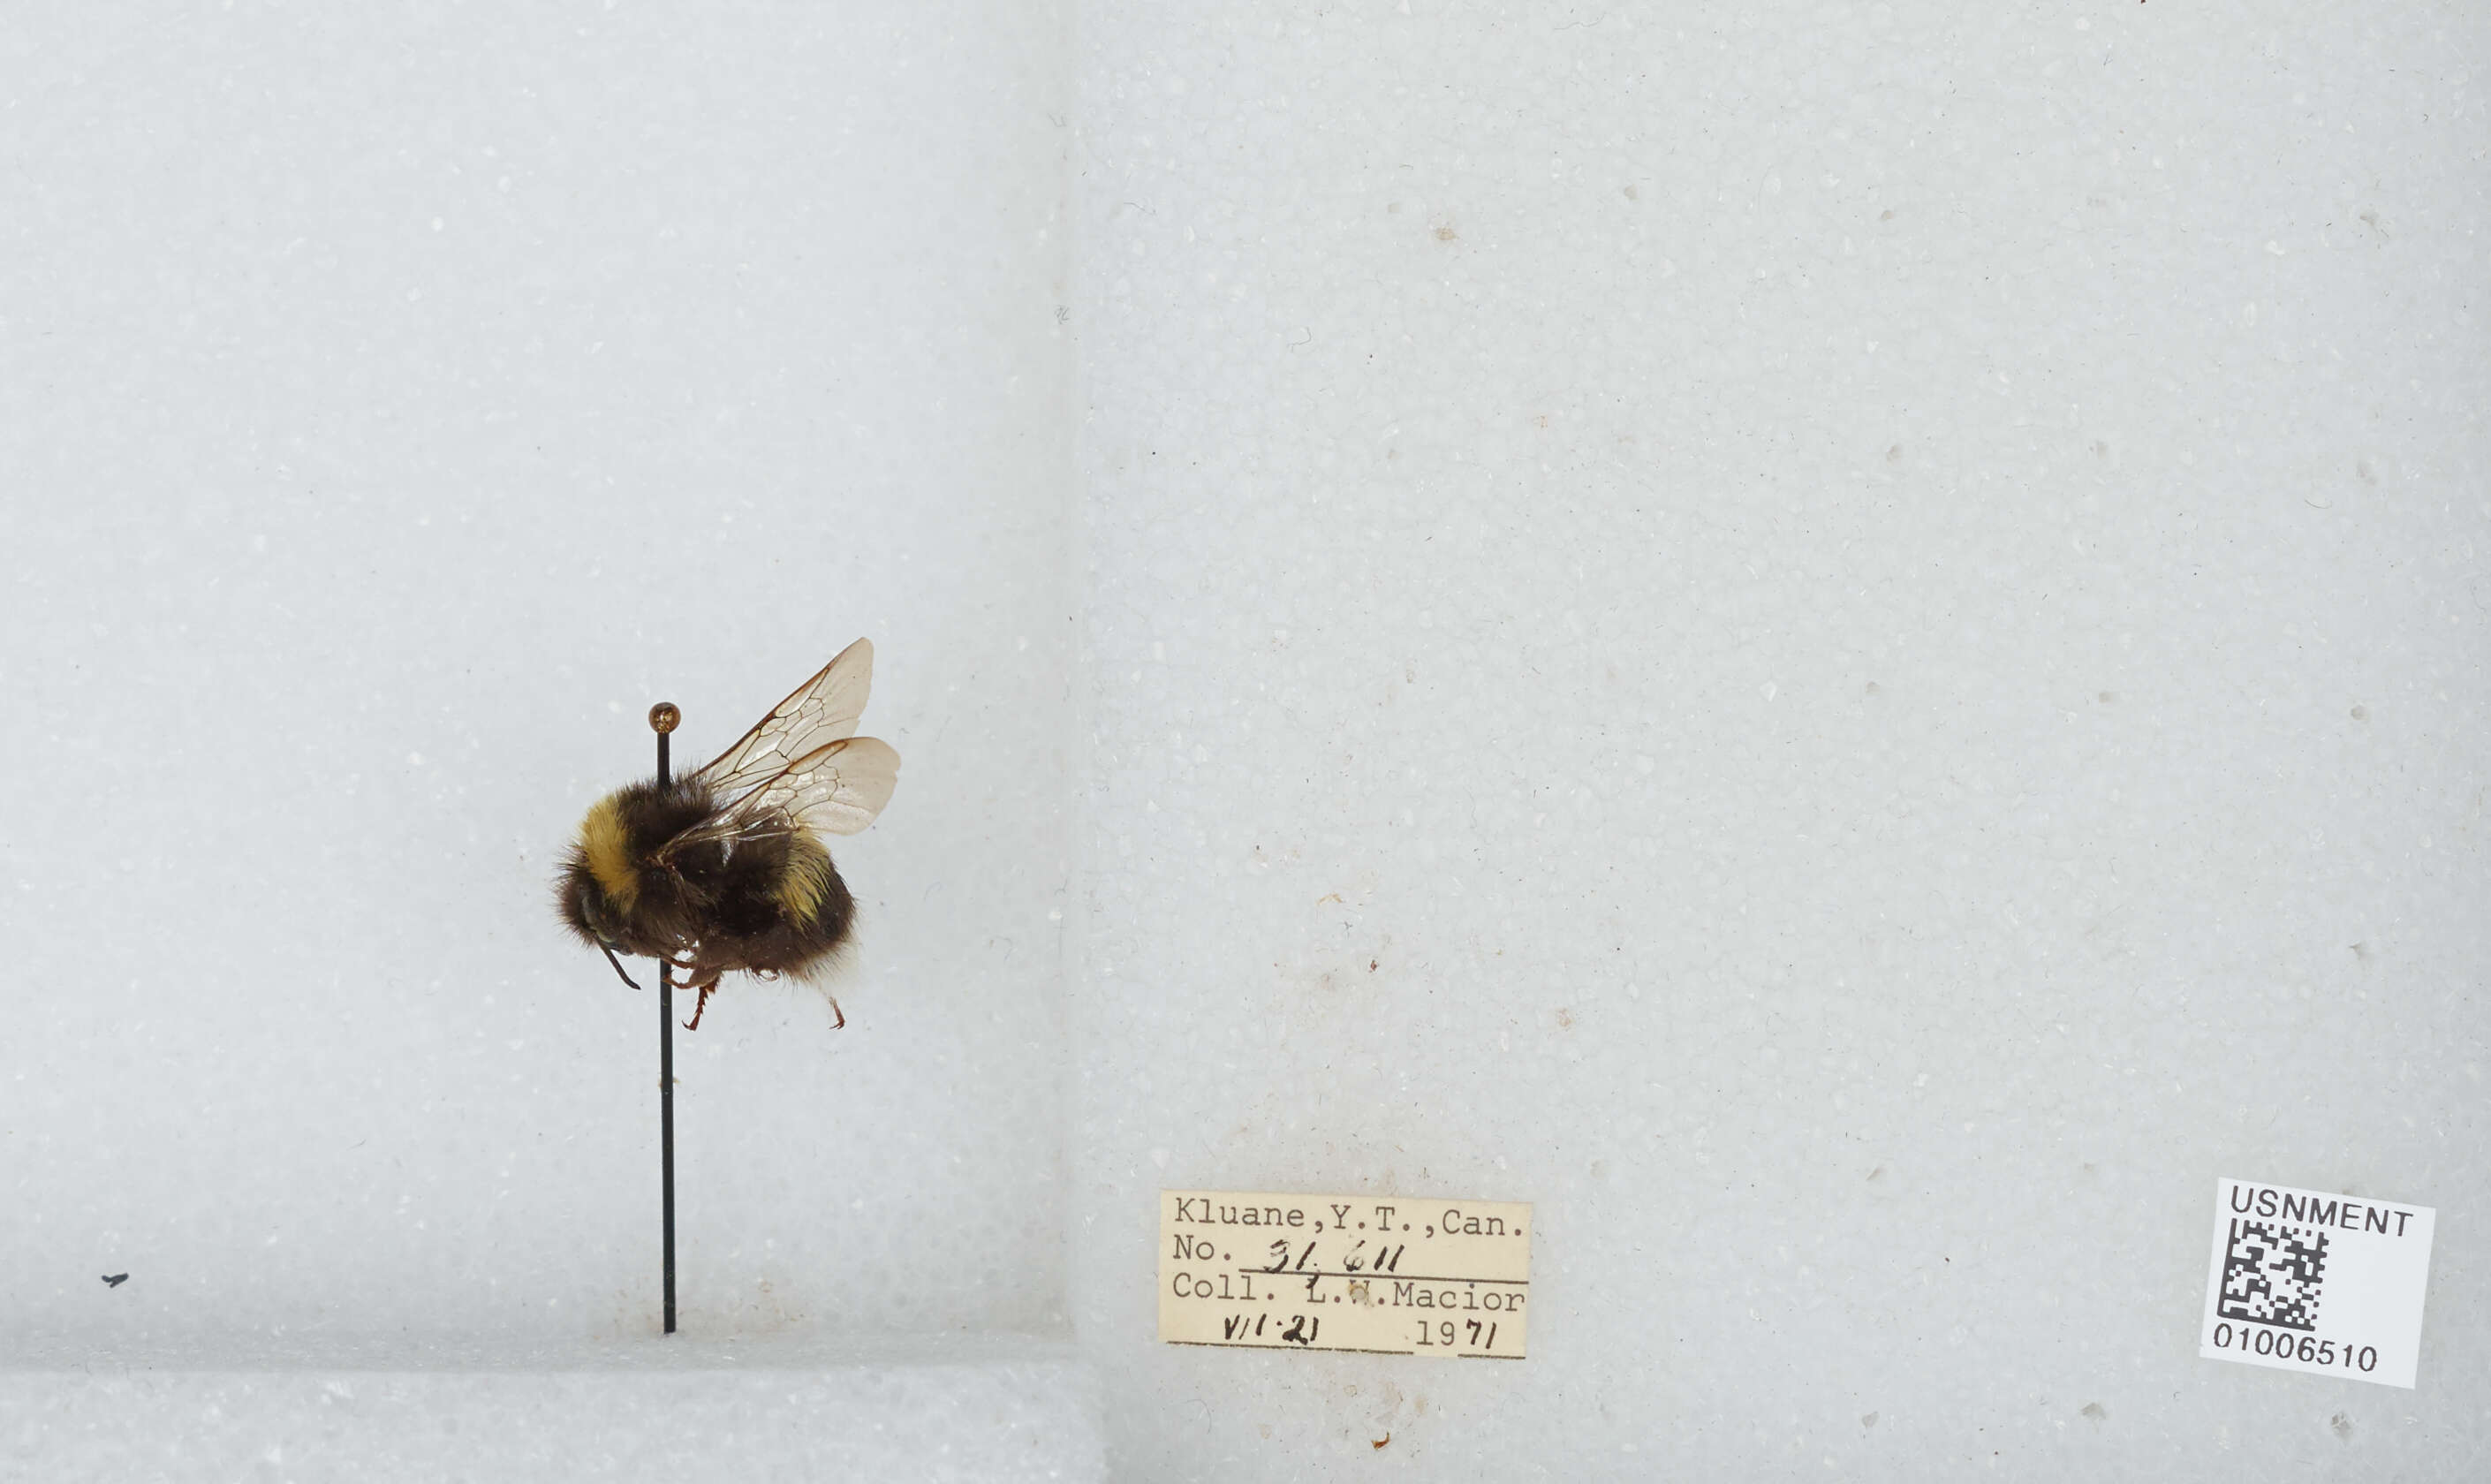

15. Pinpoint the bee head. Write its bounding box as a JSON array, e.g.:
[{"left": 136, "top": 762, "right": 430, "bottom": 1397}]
[{"left": 557, "top": 866, "right": 615, "bottom": 947}]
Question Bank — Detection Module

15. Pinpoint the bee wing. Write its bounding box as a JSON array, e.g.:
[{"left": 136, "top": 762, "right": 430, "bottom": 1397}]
[
  {"left": 734, "top": 736, "right": 902, "bottom": 837},
  {"left": 693, "top": 638, "right": 876, "bottom": 804}
]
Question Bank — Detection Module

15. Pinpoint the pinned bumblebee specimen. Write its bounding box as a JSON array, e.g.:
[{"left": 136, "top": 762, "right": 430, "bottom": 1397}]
[{"left": 559, "top": 639, "right": 900, "bottom": 1030}]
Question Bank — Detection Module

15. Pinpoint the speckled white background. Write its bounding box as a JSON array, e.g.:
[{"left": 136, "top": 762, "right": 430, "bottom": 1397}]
[
  {"left": 6, "top": 2, "right": 2487, "bottom": 1480},
  {"left": 2, "top": 2, "right": 1073, "bottom": 1352},
  {"left": 1071, "top": 2, "right": 2487, "bottom": 1479},
  {"left": 8, "top": 1336, "right": 1103, "bottom": 1483}
]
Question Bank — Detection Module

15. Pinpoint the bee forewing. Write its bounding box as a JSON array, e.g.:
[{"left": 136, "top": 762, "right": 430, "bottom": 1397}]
[
  {"left": 694, "top": 637, "right": 876, "bottom": 803},
  {"left": 767, "top": 735, "right": 901, "bottom": 837}
]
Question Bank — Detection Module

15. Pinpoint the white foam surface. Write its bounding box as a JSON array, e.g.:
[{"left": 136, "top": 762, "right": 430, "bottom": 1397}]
[
  {"left": 1, "top": 2, "right": 1071, "bottom": 1350},
  {"left": 8, "top": 1, "right": 2488, "bottom": 1480},
  {"left": 1070, "top": 2, "right": 2487, "bottom": 1478},
  {"left": 6, "top": 1336, "right": 1102, "bottom": 1482}
]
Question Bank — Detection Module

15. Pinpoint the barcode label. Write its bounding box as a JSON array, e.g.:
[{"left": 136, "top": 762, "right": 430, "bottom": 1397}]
[
  {"left": 2216, "top": 1220, "right": 2328, "bottom": 1330},
  {"left": 2198, "top": 1177, "right": 2435, "bottom": 1389}
]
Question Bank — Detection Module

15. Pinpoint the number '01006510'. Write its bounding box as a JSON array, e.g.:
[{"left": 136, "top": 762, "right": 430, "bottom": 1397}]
[{"left": 2209, "top": 1322, "right": 2376, "bottom": 1372}]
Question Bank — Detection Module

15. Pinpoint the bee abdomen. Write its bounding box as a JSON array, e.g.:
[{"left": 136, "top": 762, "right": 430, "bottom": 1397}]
[{"left": 771, "top": 835, "right": 838, "bottom": 924}]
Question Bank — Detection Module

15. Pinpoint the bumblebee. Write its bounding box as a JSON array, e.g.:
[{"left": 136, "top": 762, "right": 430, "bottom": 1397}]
[{"left": 559, "top": 638, "right": 900, "bottom": 1029}]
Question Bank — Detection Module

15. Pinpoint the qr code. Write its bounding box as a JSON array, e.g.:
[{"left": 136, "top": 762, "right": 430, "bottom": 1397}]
[{"left": 2217, "top": 1219, "right": 2328, "bottom": 1331}]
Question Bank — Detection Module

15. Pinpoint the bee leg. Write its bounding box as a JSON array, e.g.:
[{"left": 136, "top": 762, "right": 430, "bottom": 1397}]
[
  {"left": 828, "top": 996, "right": 845, "bottom": 1031},
  {"left": 596, "top": 942, "right": 643, "bottom": 992},
  {"left": 684, "top": 979, "right": 718, "bottom": 1032}
]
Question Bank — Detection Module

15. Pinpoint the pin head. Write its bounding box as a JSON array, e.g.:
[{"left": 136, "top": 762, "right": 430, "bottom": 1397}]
[{"left": 648, "top": 702, "right": 681, "bottom": 734}]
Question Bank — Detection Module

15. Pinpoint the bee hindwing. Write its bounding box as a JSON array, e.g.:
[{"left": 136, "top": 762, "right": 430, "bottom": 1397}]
[{"left": 759, "top": 736, "right": 900, "bottom": 837}]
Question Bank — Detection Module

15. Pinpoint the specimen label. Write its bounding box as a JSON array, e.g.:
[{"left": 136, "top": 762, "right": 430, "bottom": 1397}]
[
  {"left": 1159, "top": 1190, "right": 1531, "bottom": 1359},
  {"left": 2198, "top": 1177, "right": 2435, "bottom": 1389}
]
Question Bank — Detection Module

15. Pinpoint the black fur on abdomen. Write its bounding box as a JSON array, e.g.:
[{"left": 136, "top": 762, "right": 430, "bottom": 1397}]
[{"left": 685, "top": 824, "right": 856, "bottom": 981}]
